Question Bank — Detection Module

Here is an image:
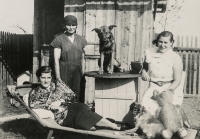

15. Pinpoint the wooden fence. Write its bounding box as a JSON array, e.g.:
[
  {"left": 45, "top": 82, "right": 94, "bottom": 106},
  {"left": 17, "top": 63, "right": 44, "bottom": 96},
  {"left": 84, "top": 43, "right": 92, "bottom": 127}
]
[
  {"left": 173, "top": 35, "right": 200, "bottom": 97},
  {"left": 0, "top": 31, "right": 33, "bottom": 98},
  {"left": 174, "top": 47, "right": 200, "bottom": 97}
]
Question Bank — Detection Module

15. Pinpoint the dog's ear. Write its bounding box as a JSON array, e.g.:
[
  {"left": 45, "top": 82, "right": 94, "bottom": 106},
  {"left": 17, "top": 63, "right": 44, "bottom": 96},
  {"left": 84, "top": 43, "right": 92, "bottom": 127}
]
[
  {"left": 129, "top": 102, "right": 135, "bottom": 111},
  {"left": 92, "top": 28, "right": 100, "bottom": 33},
  {"left": 108, "top": 25, "right": 117, "bottom": 30}
]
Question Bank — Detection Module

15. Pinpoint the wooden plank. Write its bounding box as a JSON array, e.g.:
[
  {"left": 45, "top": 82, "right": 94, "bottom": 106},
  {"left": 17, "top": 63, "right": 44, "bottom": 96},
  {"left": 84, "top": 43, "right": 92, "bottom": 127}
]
[
  {"left": 102, "top": 99, "right": 110, "bottom": 118},
  {"left": 12, "top": 34, "right": 17, "bottom": 77},
  {"left": 174, "top": 47, "right": 200, "bottom": 52},
  {"left": 95, "top": 78, "right": 103, "bottom": 116},
  {"left": 101, "top": 78, "right": 111, "bottom": 118},
  {"left": 198, "top": 54, "right": 200, "bottom": 96},
  {"left": 117, "top": 99, "right": 126, "bottom": 121},
  {"left": 2, "top": 32, "right": 6, "bottom": 92},
  {"left": 95, "top": 94, "right": 135, "bottom": 99},
  {"left": 0, "top": 32, "right": 2, "bottom": 99},
  {"left": 188, "top": 52, "right": 192, "bottom": 95},
  {"left": 84, "top": 59, "right": 90, "bottom": 103},
  {"left": 117, "top": 79, "right": 128, "bottom": 120},
  {"left": 88, "top": 59, "right": 96, "bottom": 101},
  {"left": 183, "top": 129, "right": 197, "bottom": 139},
  {"left": 184, "top": 52, "right": 189, "bottom": 94},
  {"left": 129, "top": 8, "right": 137, "bottom": 62},
  {"left": 85, "top": 1, "right": 96, "bottom": 55},
  {"left": 109, "top": 99, "right": 118, "bottom": 120},
  {"left": 193, "top": 53, "right": 197, "bottom": 95},
  {"left": 115, "top": 4, "right": 122, "bottom": 61},
  {"left": 33, "top": 0, "right": 40, "bottom": 82},
  {"left": 95, "top": 99, "right": 103, "bottom": 116}
]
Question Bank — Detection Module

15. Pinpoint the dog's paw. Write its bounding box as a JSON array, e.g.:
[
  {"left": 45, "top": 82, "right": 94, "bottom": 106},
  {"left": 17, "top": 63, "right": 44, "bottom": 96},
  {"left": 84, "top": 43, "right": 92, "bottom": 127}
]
[
  {"left": 118, "top": 67, "right": 125, "bottom": 72},
  {"left": 108, "top": 69, "right": 114, "bottom": 74},
  {"left": 98, "top": 69, "right": 104, "bottom": 74}
]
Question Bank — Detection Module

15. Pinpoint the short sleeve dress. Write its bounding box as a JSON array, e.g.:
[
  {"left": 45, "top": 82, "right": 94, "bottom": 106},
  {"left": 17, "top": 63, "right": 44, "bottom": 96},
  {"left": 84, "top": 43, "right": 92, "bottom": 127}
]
[
  {"left": 51, "top": 33, "right": 87, "bottom": 101},
  {"left": 141, "top": 47, "right": 183, "bottom": 116}
]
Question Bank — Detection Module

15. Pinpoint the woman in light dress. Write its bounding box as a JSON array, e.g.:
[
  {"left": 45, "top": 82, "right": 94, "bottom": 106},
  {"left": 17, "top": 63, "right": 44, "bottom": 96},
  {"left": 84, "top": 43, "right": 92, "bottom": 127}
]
[{"left": 141, "top": 31, "right": 183, "bottom": 116}]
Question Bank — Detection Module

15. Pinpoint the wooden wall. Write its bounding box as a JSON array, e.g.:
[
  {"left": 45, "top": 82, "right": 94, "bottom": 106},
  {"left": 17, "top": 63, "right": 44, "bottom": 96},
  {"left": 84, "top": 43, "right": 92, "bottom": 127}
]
[
  {"left": 64, "top": 0, "right": 155, "bottom": 103},
  {"left": 64, "top": 0, "right": 154, "bottom": 65},
  {"left": 33, "top": 0, "right": 155, "bottom": 102}
]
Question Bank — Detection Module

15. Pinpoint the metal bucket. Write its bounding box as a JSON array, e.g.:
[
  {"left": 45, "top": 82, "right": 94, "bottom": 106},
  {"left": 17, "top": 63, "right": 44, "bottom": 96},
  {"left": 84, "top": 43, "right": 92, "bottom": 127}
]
[{"left": 129, "top": 61, "right": 142, "bottom": 74}]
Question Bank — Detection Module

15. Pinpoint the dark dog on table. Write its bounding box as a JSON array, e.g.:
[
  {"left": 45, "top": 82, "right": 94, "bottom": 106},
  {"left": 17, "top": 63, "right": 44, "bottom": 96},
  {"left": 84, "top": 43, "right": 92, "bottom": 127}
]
[{"left": 92, "top": 25, "right": 124, "bottom": 74}]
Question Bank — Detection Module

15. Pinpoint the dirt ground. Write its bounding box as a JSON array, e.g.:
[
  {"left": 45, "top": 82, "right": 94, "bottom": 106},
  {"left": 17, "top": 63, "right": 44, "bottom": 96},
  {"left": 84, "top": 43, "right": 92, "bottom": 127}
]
[
  {"left": 181, "top": 96, "right": 200, "bottom": 130},
  {"left": 0, "top": 93, "right": 200, "bottom": 139},
  {"left": 0, "top": 93, "right": 27, "bottom": 118}
]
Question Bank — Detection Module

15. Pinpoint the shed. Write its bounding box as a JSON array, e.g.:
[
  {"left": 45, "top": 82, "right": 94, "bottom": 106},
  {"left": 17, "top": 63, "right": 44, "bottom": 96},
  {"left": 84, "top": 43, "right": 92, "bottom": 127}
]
[{"left": 32, "top": 0, "right": 167, "bottom": 101}]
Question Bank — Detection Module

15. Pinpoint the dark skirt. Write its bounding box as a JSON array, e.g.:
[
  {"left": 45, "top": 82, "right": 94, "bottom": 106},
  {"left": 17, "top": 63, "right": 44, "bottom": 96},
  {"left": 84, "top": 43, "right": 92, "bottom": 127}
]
[
  {"left": 60, "top": 62, "right": 82, "bottom": 101},
  {"left": 63, "top": 103, "right": 102, "bottom": 130}
]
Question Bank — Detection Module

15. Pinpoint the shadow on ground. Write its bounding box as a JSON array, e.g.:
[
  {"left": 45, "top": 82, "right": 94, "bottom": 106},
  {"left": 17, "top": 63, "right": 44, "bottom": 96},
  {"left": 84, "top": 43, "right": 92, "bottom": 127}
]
[
  {"left": 0, "top": 118, "right": 109, "bottom": 139},
  {"left": 0, "top": 118, "right": 46, "bottom": 139}
]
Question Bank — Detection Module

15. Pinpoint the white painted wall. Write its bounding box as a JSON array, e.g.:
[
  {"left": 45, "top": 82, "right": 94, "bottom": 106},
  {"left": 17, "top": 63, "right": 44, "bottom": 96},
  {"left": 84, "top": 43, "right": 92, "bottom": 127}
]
[{"left": 0, "top": 0, "right": 34, "bottom": 34}]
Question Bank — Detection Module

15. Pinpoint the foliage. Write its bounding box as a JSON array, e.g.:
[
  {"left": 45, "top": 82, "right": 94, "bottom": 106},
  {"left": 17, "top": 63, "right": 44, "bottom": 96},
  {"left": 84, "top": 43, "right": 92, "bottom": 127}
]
[{"left": 157, "top": 0, "right": 185, "bottom": 31}]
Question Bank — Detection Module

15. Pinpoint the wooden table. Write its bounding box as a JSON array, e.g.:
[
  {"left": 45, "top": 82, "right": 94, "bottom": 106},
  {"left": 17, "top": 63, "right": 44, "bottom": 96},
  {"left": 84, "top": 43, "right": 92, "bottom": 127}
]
[{"left": 84, "top": 71, "right": 141, "bottom": 121}]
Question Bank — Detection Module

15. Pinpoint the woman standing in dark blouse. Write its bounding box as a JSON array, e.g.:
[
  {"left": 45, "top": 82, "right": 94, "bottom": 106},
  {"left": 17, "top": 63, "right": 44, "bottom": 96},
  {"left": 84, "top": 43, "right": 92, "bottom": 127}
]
[
  {"left": 29, "top": 66, "right": 123, "bottom": 131},
  {"left": 51, "top": 15, "right": 87, "bottom": 102}
]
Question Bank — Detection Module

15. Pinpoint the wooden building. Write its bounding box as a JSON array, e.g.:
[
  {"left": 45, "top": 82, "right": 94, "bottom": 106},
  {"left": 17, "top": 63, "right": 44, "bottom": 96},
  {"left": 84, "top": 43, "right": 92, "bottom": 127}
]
[
  {"left": 33, "top": 0, "right": 167, "bottom": 119},
  {"left": 33, "top": 0, "right": 167, "bottom": 79}
]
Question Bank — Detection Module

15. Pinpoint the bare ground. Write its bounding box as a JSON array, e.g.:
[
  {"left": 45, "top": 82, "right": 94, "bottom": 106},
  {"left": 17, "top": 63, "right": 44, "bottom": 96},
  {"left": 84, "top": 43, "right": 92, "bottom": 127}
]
[{"left": 182, "top": 97, "right": 200, "bottom": 130}]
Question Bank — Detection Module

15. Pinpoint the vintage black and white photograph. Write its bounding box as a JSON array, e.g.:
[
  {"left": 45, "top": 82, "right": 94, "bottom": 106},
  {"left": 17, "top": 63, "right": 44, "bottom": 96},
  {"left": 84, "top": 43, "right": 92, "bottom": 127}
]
[{"left": 0, "top": 0, "right": 200, "bottom": 139}]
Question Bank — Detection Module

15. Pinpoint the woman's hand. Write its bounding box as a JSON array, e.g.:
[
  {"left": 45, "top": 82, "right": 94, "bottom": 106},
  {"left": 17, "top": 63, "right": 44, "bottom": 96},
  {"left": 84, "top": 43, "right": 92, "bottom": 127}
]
[
  {"left": 48, "top": 100, "right": 62, "bottom": 110},
  {"left": 141, "top": 69, "right": 150, "bottom": 81}
]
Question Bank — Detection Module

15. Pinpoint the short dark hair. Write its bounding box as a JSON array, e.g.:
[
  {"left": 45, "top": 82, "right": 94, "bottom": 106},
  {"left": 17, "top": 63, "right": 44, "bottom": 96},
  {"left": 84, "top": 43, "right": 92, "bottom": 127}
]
[
  {"left": 36, "top": 66, "right": 53, "bottom": 78},
  {"left": 152, "top": 31, "right": 174, "bottom": 46}
]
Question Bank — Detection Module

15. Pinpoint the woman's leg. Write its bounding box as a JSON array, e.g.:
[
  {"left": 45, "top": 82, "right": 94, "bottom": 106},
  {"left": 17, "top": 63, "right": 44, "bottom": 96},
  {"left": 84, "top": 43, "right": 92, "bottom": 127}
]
[{"left": 94, "top": 118, "right": 120, "bottom": 130}]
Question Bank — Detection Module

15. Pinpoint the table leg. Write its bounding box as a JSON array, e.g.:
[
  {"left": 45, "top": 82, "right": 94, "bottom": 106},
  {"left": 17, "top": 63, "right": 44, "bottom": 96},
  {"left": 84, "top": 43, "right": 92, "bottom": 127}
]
[{"left": 134, "top": 78, "right": 139, "bottom": 102}]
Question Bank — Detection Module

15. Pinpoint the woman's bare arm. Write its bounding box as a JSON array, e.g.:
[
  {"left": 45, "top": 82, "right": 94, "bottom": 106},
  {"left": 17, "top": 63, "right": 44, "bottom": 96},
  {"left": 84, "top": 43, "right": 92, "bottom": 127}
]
[
  {"left": 54, "top": 48, "right": 61, "bottom": 81},
  {"left": 167, "top": 56, "right": 183, "bottom": 92},
  {"left": 81, "top": 51, "right": 85, "bottom": 75}
]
